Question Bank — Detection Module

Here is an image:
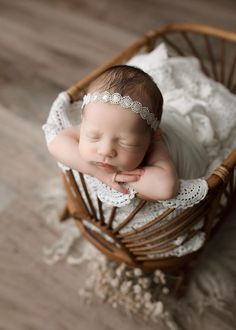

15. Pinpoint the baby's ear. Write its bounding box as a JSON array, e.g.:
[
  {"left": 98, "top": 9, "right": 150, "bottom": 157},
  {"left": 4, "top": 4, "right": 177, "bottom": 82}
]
[{"left": 153, "top": 128, "right": 163, "bottom": 140}]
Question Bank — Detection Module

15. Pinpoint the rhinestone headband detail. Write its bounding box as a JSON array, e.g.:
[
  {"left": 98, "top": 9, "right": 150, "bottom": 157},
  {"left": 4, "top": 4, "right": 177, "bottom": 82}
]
[{"left": 82, "top": 91, "right": 159, "bottom": 130}]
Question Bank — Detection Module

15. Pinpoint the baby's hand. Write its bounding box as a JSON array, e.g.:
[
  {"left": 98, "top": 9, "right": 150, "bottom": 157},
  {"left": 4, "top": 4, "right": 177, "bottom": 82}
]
[{"left": 111, "top": 168, "right": 144, "bottom": 194}]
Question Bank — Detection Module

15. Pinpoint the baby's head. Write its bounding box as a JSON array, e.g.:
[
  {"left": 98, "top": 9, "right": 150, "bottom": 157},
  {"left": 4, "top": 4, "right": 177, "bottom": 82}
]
[
  {"left": 79, "top": 65, "right": 163, "bottom": 172},
  {"left": 84, "top": 65, "right": 163, "bottom": 126}
]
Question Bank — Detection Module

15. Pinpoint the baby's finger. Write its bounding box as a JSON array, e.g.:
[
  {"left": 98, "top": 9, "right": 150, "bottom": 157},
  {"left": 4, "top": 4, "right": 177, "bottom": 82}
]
[
  {"left": 115, "top": 174, "right": 141, "bottom": 183},
  {"left": 120, "top": 169, "right": 144, "bottom": 176}
]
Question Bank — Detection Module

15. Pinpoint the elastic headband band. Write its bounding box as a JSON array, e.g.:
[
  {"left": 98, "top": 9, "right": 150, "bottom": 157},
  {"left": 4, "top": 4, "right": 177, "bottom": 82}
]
[{"left": 81, "top": 91, "right": 159, "bottom": 130}]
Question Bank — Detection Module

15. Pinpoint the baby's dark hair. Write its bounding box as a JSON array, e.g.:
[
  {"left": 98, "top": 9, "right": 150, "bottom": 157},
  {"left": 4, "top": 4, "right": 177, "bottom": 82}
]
[{"left": 87, "top": 65, "right": 163, "bottom": 122}]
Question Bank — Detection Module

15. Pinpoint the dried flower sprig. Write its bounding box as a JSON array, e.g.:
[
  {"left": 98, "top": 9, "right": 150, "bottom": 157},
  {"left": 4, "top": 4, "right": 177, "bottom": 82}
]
[{"left": 78, "top": 254, "right": 172, "bottom": 323}]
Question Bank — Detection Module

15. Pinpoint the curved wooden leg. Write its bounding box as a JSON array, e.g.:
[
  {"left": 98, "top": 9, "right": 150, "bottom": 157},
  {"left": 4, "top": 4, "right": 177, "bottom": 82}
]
[
  {"left": 173, "top": 271, "right": 187, "bottom": 297},
  {"left": 59, "top": 203, "right": 70, "bottom": 222},
  {"left": 173, "top": 259, "right": 197, "bottom": 297}
]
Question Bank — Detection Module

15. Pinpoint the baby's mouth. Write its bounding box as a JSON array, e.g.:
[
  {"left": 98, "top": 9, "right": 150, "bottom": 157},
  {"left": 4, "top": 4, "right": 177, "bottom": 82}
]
[{"left": 95, "top": 162, "right": 115, "bottom": 170}]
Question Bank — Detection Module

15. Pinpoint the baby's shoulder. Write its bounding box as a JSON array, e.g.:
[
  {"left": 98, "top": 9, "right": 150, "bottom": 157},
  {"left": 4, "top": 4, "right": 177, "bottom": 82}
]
[
  {"left": 59, "top": 125, "right": 81, "bottom": 141},
  {"left": 144, "top": 129, "right": 170, "bottom": 165}
]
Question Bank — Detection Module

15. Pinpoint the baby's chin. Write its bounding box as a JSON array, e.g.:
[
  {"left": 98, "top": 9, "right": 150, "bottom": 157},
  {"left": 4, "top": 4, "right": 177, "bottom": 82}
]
[{"left": 117, "top": 165, "right": 141, "bottom": 172}]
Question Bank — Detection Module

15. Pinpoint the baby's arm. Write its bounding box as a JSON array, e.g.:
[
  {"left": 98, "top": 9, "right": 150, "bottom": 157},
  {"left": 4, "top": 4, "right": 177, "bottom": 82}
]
[
  {"left": 47, "top": 126, "right": 141, "bottom": 193},
  {"left": 47, "top": 126, "right": 95, "bottom": 175},
  {"left": 123, "top": 138, "right": 179, "bottom": 200}
]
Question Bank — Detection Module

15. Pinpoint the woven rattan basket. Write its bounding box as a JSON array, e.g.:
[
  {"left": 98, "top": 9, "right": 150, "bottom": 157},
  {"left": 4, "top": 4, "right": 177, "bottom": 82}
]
[{"left": 59, "top": 23, "right": 236, "bottom": 276}]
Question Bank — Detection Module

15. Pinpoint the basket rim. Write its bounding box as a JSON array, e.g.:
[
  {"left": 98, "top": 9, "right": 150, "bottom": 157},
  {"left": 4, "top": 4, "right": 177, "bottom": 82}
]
[
  {"left": 146, "top": 22, "right": 236, "bottom": 43},
  {"left": 67, "top": 23, "right": 236, "bottom": 97}
]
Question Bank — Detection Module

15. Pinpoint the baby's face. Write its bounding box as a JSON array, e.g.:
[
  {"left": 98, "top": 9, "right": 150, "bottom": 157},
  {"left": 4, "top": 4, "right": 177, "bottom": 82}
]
[{"left": 79, "top": 102, "right": 152, "bottom": 172}]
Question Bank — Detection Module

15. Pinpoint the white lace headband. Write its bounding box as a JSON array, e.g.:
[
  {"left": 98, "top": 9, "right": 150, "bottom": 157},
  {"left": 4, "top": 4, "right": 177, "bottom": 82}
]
[{"left": 81, "top": 91, "right": 159, "bottom": 130}]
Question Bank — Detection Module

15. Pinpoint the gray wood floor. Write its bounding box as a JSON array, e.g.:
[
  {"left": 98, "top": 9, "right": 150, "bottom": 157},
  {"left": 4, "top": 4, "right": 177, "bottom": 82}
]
[{"left": 0, "top": 0, "right": 236, "bottom": 329}]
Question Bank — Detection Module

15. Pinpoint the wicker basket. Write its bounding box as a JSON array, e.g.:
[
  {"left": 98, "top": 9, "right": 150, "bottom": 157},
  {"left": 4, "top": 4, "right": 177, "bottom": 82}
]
[{"left": 60, "top": 23, "right": 236, "bottom": 275}]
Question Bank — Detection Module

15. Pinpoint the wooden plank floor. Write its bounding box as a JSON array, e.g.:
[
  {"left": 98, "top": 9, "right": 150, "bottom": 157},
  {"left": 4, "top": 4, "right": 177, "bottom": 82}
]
[{"left": 0, "top": 0, "right": 235, "bottom": 329}]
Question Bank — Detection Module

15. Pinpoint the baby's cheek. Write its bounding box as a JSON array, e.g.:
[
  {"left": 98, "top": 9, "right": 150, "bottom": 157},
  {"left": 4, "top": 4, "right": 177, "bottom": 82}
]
[
  {"left": 78, "top": 142, "right": 91, "bottom": 160},
  {"left": 120, "top": 153, "right": 143, "bottom": 170}
]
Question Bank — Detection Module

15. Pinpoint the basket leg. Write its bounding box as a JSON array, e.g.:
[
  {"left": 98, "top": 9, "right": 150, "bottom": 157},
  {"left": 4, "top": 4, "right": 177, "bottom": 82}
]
[
  {"left": 173, "top": 258, "right": 197, "bottom": 297},
  {"left": 173, "top": 271, "right": 187, "bottom": 297},
  {"left": 59, "top": 203, "right": 70, "bottom": 222}
]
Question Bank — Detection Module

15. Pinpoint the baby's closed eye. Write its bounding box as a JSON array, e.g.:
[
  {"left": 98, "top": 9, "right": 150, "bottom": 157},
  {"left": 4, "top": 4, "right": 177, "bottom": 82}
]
[
  {"left": 119, "top": 140, "right": 140, "bottom": 148},
  {"left": 86, "top": 132, "right": 101, "bottom": 141}
]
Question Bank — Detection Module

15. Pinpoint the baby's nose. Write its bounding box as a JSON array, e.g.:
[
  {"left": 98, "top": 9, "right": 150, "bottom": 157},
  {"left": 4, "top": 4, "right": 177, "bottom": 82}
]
[{"left": 98, "top": 140, "right": 116, "bottom": 158}]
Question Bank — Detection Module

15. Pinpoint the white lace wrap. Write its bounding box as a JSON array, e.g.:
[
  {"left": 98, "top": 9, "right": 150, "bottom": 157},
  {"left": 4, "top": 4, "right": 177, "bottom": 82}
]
[
  {"left": 84, "top": 174, "right": 208, "bottom": 209},
  {"left": 42, "top": 92, "right": 72, "bottom": 144}
]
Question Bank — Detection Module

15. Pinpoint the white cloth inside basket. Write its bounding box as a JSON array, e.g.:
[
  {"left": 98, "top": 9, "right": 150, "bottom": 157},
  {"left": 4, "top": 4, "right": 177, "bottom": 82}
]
[
  {"left": 42, "top": 43, "right": 236, "bottom": 257},
  {"left": 127, "top": 43, "right": 236, "bottom": 169}
]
